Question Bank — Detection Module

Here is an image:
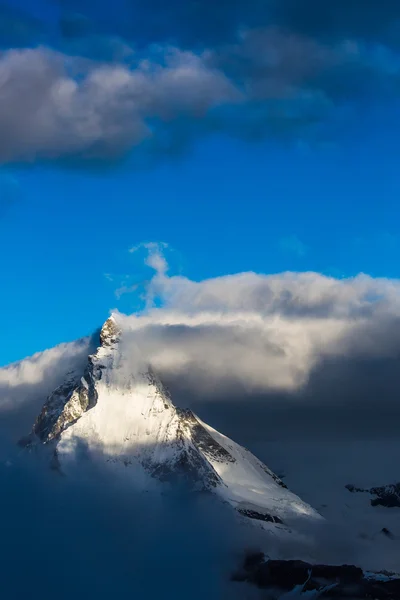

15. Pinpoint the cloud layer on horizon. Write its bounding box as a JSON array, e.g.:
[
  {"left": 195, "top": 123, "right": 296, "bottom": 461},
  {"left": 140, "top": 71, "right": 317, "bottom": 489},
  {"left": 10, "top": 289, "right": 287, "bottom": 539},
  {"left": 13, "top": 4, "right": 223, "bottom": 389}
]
[{"left": 0, "top": 0, "right": 400, "bottom": 164}]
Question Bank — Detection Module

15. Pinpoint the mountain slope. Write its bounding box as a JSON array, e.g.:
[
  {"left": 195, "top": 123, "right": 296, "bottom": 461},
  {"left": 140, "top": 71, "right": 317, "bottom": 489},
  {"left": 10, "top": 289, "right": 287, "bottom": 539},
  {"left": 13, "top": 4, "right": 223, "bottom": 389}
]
[{"left": 26, "top": 314, "right": 321, "bottom": 534}]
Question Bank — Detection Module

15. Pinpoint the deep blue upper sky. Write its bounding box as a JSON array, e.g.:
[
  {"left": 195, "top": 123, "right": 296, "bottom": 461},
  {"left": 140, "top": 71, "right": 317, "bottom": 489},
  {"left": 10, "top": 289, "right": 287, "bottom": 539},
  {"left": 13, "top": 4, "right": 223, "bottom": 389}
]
[{"left": 1, "top": 0, "right": 400, "bottom": 365}]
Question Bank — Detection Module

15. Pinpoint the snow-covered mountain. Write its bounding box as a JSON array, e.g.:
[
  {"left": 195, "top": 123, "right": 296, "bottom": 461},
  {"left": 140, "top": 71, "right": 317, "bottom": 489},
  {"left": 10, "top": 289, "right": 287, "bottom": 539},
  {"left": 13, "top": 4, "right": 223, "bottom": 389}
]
[
  {"left": 24, "top": 314, "right": 321, "bottom": 537},
  {"left": 17, "top": 313, "right": 400, "bottom": 596}
]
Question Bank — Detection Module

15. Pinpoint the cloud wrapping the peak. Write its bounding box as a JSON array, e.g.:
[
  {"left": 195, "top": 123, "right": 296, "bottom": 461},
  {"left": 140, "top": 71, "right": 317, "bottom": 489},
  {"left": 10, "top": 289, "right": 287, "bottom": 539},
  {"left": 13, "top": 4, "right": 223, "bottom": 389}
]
[
  {"left": 3, "top": 266, "right": 400, "bottom": 417},
  {"left": 2, "top": 256, "right": 400, "bottom": 447},
  {"left": 108, "top": 269, "right": 400, "bottom": 405}
]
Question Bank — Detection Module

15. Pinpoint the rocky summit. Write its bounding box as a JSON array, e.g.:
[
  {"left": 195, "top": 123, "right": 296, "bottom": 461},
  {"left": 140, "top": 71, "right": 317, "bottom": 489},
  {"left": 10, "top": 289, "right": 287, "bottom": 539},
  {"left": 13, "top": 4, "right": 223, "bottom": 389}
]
[{"left": 233, "top": 552, "right": 400, "bottom": 599}]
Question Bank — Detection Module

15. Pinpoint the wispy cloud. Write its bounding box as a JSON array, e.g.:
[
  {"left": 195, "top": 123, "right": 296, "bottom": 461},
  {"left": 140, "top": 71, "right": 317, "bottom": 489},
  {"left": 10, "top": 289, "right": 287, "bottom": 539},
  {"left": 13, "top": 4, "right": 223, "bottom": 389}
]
[
  {"left": 129, "top": 242, "right": 170, "bottom": 277},
  {"left": 114, "top": 283, "right": 139, "bottom": 300},
  {"left": 104, "top": 242, "right": 170, "bottom": 304}
]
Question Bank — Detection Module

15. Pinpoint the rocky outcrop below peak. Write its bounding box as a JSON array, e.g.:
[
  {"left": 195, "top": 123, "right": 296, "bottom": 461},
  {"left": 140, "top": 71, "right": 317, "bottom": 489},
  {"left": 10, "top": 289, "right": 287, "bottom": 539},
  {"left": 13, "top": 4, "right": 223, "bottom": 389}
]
[
  {"left": 176, "top": 408, "right": 236, "bottom": 465},
  {"left": 346, "top": 482, "right": 400, "bottom": 508},
  {"left": 233, "top": 553, "right": 400, "bottom": 599},
  {"left": 133, "top": 406, "right": 226, "bottom": 490}
]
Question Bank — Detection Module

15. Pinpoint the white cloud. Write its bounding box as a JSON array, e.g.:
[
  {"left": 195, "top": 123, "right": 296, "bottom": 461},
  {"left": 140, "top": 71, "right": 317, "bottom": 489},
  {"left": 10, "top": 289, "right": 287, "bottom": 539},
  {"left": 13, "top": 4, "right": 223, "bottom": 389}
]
[
  {"left": 129, "top": 241, "right": 169, "bottom": 277},
  {"left": 111, "top": 270, "right": 400, "bottom": 395}
]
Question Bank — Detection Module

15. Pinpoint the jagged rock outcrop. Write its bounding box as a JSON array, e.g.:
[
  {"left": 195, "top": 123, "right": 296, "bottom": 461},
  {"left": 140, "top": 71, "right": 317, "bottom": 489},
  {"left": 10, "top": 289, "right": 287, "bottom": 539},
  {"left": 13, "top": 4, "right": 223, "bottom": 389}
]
[
  {"left": 346, "top": 482, "right": 400, "bottom": 508},
  {"left": 233, "top": 553, "right": 400, "bottom": 599}
]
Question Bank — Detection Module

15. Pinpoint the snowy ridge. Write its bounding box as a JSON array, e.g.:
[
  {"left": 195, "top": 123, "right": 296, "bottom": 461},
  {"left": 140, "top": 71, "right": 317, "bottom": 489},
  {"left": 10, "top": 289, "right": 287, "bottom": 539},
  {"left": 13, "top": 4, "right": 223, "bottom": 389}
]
[
  {"left": 28, "top": 314, "right": 322, "bottom": 533},
  {"left": 194, "top": 416, "right": 318, "bottom": 525}
]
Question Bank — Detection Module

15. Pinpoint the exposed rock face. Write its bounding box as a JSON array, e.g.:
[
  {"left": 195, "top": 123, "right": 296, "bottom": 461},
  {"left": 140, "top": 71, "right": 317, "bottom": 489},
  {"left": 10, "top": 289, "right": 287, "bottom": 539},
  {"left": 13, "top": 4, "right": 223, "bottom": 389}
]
[
  {"left": 237, "top": 509, "right": 283, "bottom": 524},
  {"left": 25, "top": 313, "right": 321, "bottom": 533},
  {"left": 137, "top": 402, "right": 224, "bottom": 490},
  {"left": 233, "top": 553, "right": 400, "bottom": 599},
  {"left": 33, "top": 361, "right": 97, "bottom": 442},
  {"left": 346, "top": 482, "right": 400, "bottom": 508},
  {"left": 31, "top": 317, "right": 119, "bottom": 443}
]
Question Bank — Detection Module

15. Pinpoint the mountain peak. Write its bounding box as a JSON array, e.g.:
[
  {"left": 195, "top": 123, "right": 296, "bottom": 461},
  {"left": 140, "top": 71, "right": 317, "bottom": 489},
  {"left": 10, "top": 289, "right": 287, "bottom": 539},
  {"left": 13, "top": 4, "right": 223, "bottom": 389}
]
[
  {"left": 99, "top": 314, "right": 121, "bottom": 347},
  {"left": 25, "top": 317, "right": 321, "bottom": 536}
]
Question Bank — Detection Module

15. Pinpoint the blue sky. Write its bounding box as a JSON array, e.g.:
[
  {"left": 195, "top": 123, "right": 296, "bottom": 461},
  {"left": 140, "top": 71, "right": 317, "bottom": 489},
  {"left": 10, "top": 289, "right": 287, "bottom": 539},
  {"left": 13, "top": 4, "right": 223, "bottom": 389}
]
[{"left": 1, "top": 0, "right": 400, "bottom": 365}]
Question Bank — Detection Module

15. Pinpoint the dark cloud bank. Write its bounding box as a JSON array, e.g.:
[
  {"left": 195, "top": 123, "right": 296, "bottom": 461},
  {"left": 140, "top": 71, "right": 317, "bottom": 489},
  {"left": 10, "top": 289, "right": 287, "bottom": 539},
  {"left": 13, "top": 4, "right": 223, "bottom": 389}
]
[
  {"left": 0, "top": 0, "right": 400, "bottom": 164},
  {"left": 0, "top": 439, "right": 248, "bottom": 599}
]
